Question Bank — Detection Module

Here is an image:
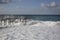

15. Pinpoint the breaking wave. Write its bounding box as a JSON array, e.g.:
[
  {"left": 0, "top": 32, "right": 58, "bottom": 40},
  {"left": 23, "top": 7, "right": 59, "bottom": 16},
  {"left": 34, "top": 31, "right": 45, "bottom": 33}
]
[
  {"left": 0, "top": 16, "right": 60, "bottom": 40},
  {"left": 0, "top": 19, "right": 60, "bottom": 27},
  {"left": 25, "top": 20, "right": 60, "bottom": 27}
]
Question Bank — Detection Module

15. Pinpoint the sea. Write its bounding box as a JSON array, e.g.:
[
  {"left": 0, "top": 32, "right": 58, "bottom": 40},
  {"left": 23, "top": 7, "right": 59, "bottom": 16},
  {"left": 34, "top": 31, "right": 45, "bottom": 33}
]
[
  {"left": 0, "top": 15, "right": 60, "bottom": 21},
  {"left": 0, "top": 15, "right": 60, "bottom": 40},
  {"left": 23, "top": 15, "right": 60, "bottom": 21}
]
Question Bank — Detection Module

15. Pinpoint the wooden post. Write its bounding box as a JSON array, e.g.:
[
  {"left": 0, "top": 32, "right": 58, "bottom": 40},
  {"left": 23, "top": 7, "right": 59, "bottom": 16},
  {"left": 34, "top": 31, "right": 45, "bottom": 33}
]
[
  {"left": 1, "top": 20, "right": 5, "bottom": 25},
  {"left": 6, "top": 19, "right": 9, "bottom": 25}
]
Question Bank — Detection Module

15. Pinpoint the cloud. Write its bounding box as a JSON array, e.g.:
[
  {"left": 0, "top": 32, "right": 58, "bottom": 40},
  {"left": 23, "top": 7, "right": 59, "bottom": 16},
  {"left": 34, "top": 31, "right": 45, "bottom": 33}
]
[
  {"left": 39, "top": 2, "right": 60, "bottom": 15},
  {"left": 50, "top": 2, "right": 56, "bottom": 7},
  {"left": 41, "top": 3, "right": 45, "bottom": 7},
  {"left": 0, "top": 0, "right": 12, "bottom": 4},
  {"left": 0, "top": 0, "right": 22, "bottom": 4},
  {"left": 41, "top": 2, "right": 60, "bottom": 8}
]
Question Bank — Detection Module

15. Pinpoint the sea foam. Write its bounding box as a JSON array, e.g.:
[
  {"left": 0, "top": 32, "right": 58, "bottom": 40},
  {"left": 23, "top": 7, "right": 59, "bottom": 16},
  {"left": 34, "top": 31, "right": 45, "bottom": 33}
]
[{"left": 0, "top": 20, "right": 60, "bottom": 40}]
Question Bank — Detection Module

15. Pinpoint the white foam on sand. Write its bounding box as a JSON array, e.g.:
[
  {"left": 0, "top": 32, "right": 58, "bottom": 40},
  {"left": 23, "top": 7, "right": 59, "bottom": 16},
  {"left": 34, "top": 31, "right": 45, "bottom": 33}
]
[{"left": 0, "top": 20, "right": 60, "bottom": 40}]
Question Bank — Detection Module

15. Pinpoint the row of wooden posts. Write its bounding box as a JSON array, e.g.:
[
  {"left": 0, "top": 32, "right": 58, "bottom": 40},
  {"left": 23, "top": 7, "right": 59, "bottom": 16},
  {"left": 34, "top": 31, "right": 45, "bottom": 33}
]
[{"left": 0, "top": 17, "right": 28, "bottom": 25}]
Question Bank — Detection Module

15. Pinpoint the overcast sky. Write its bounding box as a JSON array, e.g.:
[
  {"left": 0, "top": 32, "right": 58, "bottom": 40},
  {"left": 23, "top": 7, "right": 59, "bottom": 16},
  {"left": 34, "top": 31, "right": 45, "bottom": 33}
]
[{"left": 0, "top": 0, "right": 60, "bottom": 15}]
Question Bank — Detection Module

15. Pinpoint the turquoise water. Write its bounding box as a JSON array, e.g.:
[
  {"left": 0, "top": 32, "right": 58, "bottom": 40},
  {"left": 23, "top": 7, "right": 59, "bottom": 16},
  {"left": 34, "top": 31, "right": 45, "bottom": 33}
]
[{"left": 24, "top": 15, "right": 60, "bottom": 21}]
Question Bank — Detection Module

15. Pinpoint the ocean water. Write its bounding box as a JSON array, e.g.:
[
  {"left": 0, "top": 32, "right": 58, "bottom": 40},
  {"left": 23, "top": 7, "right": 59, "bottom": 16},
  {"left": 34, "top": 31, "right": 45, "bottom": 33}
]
[
  {"left": 0, "top": 15, "right": 60, "bottom": 21},
  {"left": 0, "top": 15, "right": 60, "bottom": 40},
  {"left": 23, "top": 15, "right": 60, "bottom": 21}
]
